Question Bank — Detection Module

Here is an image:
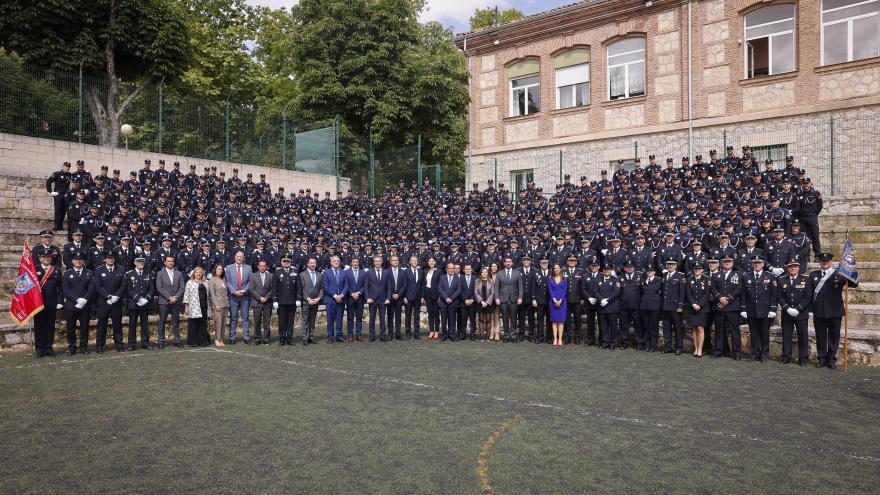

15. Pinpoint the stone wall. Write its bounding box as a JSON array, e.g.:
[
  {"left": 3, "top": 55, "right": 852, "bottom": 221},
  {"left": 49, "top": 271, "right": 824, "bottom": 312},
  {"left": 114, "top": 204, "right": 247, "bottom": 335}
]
[{"left": 0, "top": 132, "right": 350, "bottom": 195}]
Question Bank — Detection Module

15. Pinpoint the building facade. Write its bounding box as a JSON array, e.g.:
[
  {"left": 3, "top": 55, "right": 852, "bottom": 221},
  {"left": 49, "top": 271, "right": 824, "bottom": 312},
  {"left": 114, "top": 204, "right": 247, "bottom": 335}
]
[{"left": 455, "top": 0, "right": 880, "bottom": 197}]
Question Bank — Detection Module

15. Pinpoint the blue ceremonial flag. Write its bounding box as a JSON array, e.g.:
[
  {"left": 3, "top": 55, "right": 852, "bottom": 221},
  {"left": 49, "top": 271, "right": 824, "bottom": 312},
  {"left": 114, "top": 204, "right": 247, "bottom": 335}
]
[{"left": 837, "top": 232, "right": 859, "bottom": 283}]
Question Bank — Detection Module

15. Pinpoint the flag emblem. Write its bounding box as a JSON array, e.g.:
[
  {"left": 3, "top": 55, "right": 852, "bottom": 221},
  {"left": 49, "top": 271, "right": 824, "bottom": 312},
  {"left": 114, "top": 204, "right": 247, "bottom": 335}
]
[{"left": 14, "top": 272, "right": 36, "bottom": 295}]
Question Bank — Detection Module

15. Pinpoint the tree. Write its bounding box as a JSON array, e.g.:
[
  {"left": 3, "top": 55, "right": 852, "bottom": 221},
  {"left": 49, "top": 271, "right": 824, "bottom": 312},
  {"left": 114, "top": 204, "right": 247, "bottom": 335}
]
[
  {"left": 469, "top": 7, "right": 525, "bottom": 31},
  {"left": 0, "top": 0, "right": 190, "bottom": 147},
  {"left": 285, "top": 0, "right": 468, "bottom": 179}
]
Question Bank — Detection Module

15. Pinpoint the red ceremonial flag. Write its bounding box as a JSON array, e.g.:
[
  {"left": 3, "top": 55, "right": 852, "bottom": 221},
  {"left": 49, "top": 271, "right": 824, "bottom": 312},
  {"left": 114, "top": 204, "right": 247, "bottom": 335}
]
[{"left": 10, "top": 242, "right": 44, "bottom": 325}]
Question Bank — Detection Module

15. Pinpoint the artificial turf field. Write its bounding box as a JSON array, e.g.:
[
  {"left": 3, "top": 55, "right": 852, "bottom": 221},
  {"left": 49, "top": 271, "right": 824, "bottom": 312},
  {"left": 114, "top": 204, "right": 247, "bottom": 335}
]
[{"left": 2, "top": 341, "right": 879, "bottom": 494}]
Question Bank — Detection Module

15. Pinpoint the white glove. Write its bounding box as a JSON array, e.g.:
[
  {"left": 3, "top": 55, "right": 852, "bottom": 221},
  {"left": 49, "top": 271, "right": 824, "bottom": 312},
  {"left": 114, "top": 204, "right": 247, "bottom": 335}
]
[
  {"left": 50, "top": 191, "right": 59, "bottom": 197},
  {"left": 56, "top": 303, "right": 63, "bottom": 310},
  {"left": 588, "top": 297, "right": 597, "bottom": 305},
  {"left": 809, "top": 312, "right": 813, "bottom": 318},
  {"left": 740, "top": 311, "right": 748, "bottom": 318},
  {"left": 106, "top": 296, "right": 114, "bottom": 305},
  {"left": 76, "top": 297, "right": 87, "bottom": 306},
  {"left": 137, "top": 297, "right": 148, "bottom": 306},
  {"left": 767, "top": 312, "right": 776, "bottom": 319},
  {"left": 662, "top": 269, "right": 668, "bottom": 274},
  {"left": 79, "top": 218, "right": 86, "bottom": 224},
  {"left": 786, "top": 307, "right": 799, "bottom": 317},
  {"left": 74, "top": 301, "right": 85, "bottom": 309},
  {"left": 600, "top": 299, "right": 608, "bottom": 307},
  {"left": 273, "top": 302, "right": 279, "bottom": 309},
  {"left": 772, "top": 268, "right": 784, "bottom": 276}
]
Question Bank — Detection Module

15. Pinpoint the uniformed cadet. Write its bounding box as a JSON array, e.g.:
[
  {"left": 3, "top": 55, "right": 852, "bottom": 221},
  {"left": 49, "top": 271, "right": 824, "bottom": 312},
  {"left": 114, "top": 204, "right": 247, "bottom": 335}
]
[
  {"left": 736, "top": 233, "right": 765, "bottom": 273},
  {"left": 518, "top": 255, "right": 537, "bottom": 342},
  {"left": 33, "top": 230, "right": 62, "bottom": 269},
  {"left": 740, "top": 256, "right": 778, "bottom": 362},
  {"left": 46, "top": 162, "right": 72, "bottom": 230},
  {"left": 62, "top": 230, "right": 87, "bottom": 269},
  {"left": 660, "top": 259, "right": 685, "bottom": 354},
  {"left": 34, "top": 252, "right": 62, "bottom": 357},
  {"left": 61, "top": 252, "right": 94, "bottom": 355},
  {"left": 274, "top": 254, "right": 299, "bottom": 345},
  {"left": 581, "top": 257, "right": 601, "bottom": 345},
  {"left": 777, "top": 257, "right": 812, "bottom": 365},
  {"left": 563, "top": 255, "right": 583, "bottom": 344},
  {"left": 595, "top": 263, "right": 622, "bottom": 349},
  {"left": 810, "top": 252, "right": 858, "bottom": 369},
  {"left": 125, "top": 256, "right": 155, "bottom": 350},
  {"left": 532, "top": 257, "right": 551, "bottom": 343},
  {"left": 685, "top": 262, "right": 712, "bottom": 357},
  {"left": 617, "top": 261, "right": 641, "bottom": 350},
  {"left": 93, "top": 251, "right": 126, "bottom": 353},
  {"left": 639, "top": 265, "right": 662, "bottom": 352},
  {"left": 764, "top": 226, "right": 794, "bottom": 277},
  {"left": 797, "top": 178, "right": 823, "bottom": 255}
]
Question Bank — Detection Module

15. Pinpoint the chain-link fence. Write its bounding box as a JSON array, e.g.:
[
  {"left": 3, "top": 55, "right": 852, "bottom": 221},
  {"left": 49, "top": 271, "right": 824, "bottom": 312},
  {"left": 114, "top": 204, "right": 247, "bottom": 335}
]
[
  {"left": 0, "top": 56, "right": 344, "bottom": 175},
  {"left": 479, "top": 111, "right": 880, "bottom": 197}
]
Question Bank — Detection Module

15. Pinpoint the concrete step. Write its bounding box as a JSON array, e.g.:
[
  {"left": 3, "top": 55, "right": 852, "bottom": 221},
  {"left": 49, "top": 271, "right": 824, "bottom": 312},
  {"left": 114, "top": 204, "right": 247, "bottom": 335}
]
[
  {"left": 806, "top": 262, "right": 880, "bottom": 282},
  {"left": 850, "top": 282, "right": 880, "bottom": 304},
  {"left": 822, "top": 226, "right": 880, "bottom": 245},
  {"left": 819, "top": 213, "right": 880, "bottom": 230}
]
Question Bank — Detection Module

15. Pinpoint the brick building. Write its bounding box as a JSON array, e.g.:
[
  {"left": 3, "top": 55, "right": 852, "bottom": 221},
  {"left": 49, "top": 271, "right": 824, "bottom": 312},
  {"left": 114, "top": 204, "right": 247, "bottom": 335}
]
[{"left": 454, "top": 0, "right": 880, "bottom": 197}]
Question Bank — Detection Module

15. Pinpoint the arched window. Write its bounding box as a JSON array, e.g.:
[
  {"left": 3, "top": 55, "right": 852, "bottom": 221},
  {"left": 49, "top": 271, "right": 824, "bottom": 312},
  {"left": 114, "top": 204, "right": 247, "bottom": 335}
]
[
  {"left": 508, "top": 59, "right": 541, "bottom": 117},
  {"left": 607, "top": 37, "right": 645, "bottom": 100},
  {"left": 745, "top": 4, "right": 796, "bottom": 77},
  {"left": 822, "top": 0, "right": 880, "bottom": 65},
  {"left": 554, "top": 48, "right": 590, "bottom": 109}
]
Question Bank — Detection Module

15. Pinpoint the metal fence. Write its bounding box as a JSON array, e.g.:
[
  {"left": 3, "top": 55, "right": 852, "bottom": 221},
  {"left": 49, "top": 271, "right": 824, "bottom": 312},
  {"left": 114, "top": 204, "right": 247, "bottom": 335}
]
[
  {"left": 482, "top": 112, "right": 880, "bottom": 197},
  {"left": 0, "top": 57, "right": 342, "bottom": 175}
]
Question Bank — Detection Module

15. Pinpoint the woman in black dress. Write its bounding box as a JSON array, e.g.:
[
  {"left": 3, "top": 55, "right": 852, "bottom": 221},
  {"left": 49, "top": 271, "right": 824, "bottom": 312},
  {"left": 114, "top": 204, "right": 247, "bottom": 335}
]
[{"left": 685, "top": 263, "right": 711, "bottom": 357}]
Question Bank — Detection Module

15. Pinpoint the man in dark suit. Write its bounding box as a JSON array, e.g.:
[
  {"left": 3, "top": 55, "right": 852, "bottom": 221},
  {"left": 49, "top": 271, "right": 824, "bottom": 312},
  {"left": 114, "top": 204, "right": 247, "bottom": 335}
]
[
  {"left": 458, "top": 263, "right": 478, "bottom": 341},
  {"left": 618, "top": 261, "right": 641, "bottom": 350},
  {"left": 777, "top": 257, "right": 812, "bottom": 365},
  {"left": 250, "top": 260, "right": 275, "bottom": 344},
  {"left": 741, "top": 256, "right": 778, "bottom": 362},
  {"left": 596, "top": 264, "right": 622, "bottom": 349},
  {"left": 809, "top": 252, "right": 857, "bottom": 369},
  {"left": 518, "top": 255, "right": 537, "bottom": 342},
  {"left": 34, "top": 251, "right": 62, "bottom": 357},
  {"left": 711, "top": 255, "right": 744, "bottom": 359},
  {"left": 322, "top": 255, "right": 347, "bottom": 343},
  {"left": 274, "top": 255, "right": 298, "bottom": 345},
  {"left": 364, "top": 255, "right": 389, "bottom": 342},
  {"left": 639, "top": 265, "right": 662, "bottom": 351},
  {"left": 438, "top": 262, "right": 461, "bottom": 341},
  {"left": 532, "top": 257, "right": 551, "bottom": 343},
  {"left": 299, "top": 257, "right": 323, "bottom": 346},
  {"left": 660, "top": 258, "right": 686, "bottom": 354},
  {"left": 156, "top": 255, "right": 185, "bottom": 348},
  {"left": 93, "top": 252, "right": 126, "bottom": 353},
  {"left": 385, "top": 254, "right": 408, "bottom": 340},
  {"left": 494, "top": 256, "right": 523, "bottom": 342},
  {"left": 61, "top": 252, "right": 94, "bottom": 355},
  {"left": 403, "top": 255, "right": 423, "bottom": 339},
  {"left": 345, "top": 256, "right": 366, "bottom": 341}
]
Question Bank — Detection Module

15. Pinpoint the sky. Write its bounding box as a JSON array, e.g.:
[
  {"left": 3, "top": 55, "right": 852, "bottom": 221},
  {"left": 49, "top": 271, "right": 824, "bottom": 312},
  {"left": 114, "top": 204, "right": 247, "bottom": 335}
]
[{"left": 246, "top": 0, "right": 577, "bottom": 34}]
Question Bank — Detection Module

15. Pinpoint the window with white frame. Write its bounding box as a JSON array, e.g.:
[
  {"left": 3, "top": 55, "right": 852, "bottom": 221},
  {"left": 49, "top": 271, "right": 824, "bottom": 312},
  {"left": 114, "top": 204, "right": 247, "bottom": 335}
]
[
  {"left": 511, "top": 169, "right": 534, "bottom": 203},
  {"left": 822, "top": 0, "right": 880, "bottom": 65},
  {"left": 508, "top": 59, "right": 541, "bottom": 117},
  {"left": 554, "top": 48, "right": 590, "bottom": 109},
  {"left": 745, "top": 5, "right": 796, "bottom": 78},
  {"left": 607, "top": 37, "right": 645, "bottom": 100}
]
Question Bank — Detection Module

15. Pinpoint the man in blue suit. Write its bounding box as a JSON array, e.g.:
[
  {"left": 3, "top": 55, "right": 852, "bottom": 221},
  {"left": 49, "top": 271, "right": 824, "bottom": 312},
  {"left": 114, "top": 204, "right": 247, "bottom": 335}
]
[
  {"left": 225, "top": 251, "right": 252, "bottom": 344},
  {"left": 345, "top": 257, "right": 366, "bottom": 341},
  {"left": 438, "top": 262, "right": 461, "bottom": 341},
  {"left": 364, "top": 255, "right": 389, "bottom": 342},
  {"left": 385, "top": 254, "right": 408, "bottom": 340},
  {"left": 403, "top": 255, "right": 424, "bottom": 339},
  {"left": 322, "top": 255, "right": 348, "bottom": 343}
]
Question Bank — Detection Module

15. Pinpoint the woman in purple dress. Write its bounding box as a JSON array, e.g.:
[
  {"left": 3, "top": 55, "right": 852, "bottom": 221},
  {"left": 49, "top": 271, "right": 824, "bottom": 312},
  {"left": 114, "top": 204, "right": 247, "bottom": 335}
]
[{"left": 547, "top": 264, "right": 568, "bottom": 347}]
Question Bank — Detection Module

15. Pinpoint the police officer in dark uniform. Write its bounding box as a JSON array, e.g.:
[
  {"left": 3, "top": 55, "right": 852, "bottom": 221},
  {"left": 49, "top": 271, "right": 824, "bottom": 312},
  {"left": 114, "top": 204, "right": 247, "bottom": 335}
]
[
  {"left": 61, "top": 252, "right": 94, "bottom": 355},
  {"left": 93, "top": 251, "right": 126, "bottom": 353},
  {"left": 810, "top": 252, "right": 858, "bottom": 369},
  {"left": 797, "top": 177, "right": 823, "bottom": 255},
  {"left": 660, "top": 259, "right": 685, "bottom": 354},
  {"left": 34, "top": 252, "right": 62, "bottom": 357},
  {"left": 581, "top": 257, "right": 601, "bottom": 345},
  {"left": 532, "top": 257, "right": 551, "bottom": 343},
  {"left": 563, "top": 255, "right": 583, "bottom": 344},
  {"left": 46, "top": 162, "right": 72, "bottom": 230},
  {"left": 777, "top": 257, "right": 813, "bottom": 365},
  {"left": 617, "top": 260, "right": 641, "bottom": 350},
  {"left": 125, "top": 255, "right": 155, "bottom": 350},
  {"left": 639, "top": 265, "right": 662, "bottom": 351},
  {"left": 274, "top": 254, "right": 299, "bottom": 345},
  {"left": 33, "top": 230, "right": 62, "bottom": 269},
  {"left": 595, "top": 263, "right": 622, "bottom": 349},
  {"left": 741, "top": 256, "right": 778, "bottom": 362}
]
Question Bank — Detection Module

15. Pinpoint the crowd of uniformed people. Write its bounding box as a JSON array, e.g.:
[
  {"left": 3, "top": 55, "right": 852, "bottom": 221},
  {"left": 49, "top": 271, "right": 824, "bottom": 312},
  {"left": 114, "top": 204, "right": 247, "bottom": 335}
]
[{"left": 34, "top": 145, "right": 853, "bottom": 368}]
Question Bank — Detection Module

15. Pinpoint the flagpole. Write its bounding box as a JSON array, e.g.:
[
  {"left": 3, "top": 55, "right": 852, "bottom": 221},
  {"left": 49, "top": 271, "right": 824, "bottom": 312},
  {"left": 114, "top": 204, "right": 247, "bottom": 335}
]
[{"left": 844, "top": 279, "right": 849, "bottom": 373}]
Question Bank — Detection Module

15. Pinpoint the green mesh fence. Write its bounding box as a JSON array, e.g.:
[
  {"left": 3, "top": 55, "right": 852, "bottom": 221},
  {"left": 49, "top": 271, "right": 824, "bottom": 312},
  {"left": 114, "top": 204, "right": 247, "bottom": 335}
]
[{"left": 294, "top": 126, "right": 336, "bottom": 174}]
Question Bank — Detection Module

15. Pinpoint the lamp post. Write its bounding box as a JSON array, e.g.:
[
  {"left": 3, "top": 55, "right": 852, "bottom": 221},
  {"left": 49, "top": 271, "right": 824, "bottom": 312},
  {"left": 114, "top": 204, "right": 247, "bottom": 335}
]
[{"left": 120, "top": 124, "right": 133, "bottom": 150}]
